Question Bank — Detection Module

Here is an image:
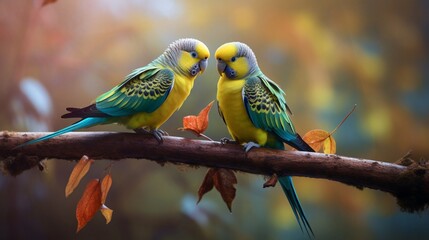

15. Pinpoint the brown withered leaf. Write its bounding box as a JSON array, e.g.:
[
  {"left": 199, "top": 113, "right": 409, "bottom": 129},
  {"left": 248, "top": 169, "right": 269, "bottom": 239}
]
[
  {"left": 302, "top": 129, "right": 336, "bottom": 154},
  {"left": 100, "top": 204, "right": 113, "bottom": 224},
  {"left": 42, "top": 0, "right": 57, "bottom": 7},
  {"left": 197, "top": 168, "right": 237, "bottom": 212},
  {"left": 101, "top": 173, "right": 112, "bottom": 204},
  {"left": 65, "top": 155, "right": 94, "bottom": 198},
  {"left": 213, "top": 169, "right": 237, "bottom": 212},
  {"left": 263, "top": 174, "right": 278, "bottom": 188},
  {"left": 179, "top": 101, "right": 214, "bottom": 135},
  {"left": 76, "top": 179, "right": 102, "bottom": 233},
  {"left": 197, "top": 168, "right": 216, "bottom": 204}
]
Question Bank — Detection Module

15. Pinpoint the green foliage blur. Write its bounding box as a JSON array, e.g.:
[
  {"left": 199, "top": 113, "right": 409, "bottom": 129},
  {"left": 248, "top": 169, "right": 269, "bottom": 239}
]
[{"left": 1, "top": 0, "right": 428, "bottom": 239}]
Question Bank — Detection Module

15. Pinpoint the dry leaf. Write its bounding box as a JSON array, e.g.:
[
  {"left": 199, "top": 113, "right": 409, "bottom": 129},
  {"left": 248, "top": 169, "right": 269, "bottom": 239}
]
[
  {"left": 323, "top": 134, "right": 337, "bottom": 154},
  {"left": 197, "top": 168, "right": 216, "bottom": 204},
  {"left": 65, "top": 155, "right": 94, "bottom": 198},
  {"left": 101, "top": 173, "right": 112, "bottom": 204},
  {"left": 302, "top": 129, "right": 329, "bottom": 152},
  {"left": 213, "top": 169, "right": 237, "bottom": 212},
  {"left": 197, "top": 168, "right": 237, "bottom": 212},
  {"left": 76, "top": 179, "right": 102, "bottom": 233},
  {"left": 301, "top": 104, "right": 354, "bottom": 154},
  {"left": 100, "top": 204, "right": 113, "bottom": 224},
  {"left": 263, "top": 174, "right": 278, "bottom": 188},
  {"left": 179, "top": 101, "right": 214, "bottom": 135},
  {"left": 302, "top": 129, "right": 336, "bottom": 154}
]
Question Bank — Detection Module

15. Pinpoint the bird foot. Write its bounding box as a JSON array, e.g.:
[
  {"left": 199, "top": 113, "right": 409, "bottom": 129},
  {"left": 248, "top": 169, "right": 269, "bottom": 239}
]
[
  {"left": 220, "top": 137, "right": 236, "bottom": 145},
  {"left": 133, "top": 128, "right": 168, "bottom": 143},
  {"left": 263, "top": 174, "right": 278, "bottom": 188},
  {"left": 243, "top": 141, "right": 260, "bottom": 152},
  {"left": 151, "top": 129, "right": 169, "bottom": 143}
]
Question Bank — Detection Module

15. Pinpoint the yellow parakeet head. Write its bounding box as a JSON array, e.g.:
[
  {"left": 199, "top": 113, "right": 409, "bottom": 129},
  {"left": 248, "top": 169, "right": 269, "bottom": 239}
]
[
  {"left": 161, "top": 38, "right": 210, "bottom": 78},
  {"left": 215, "top": 42, "right": 258, "bottom": 80}
]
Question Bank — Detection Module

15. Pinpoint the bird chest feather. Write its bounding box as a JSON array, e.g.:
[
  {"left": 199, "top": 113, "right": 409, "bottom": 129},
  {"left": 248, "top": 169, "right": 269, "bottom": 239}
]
[
  {"left": 125, "top": 73, "right": 194, "bottom": 130},
  {"left": 217, "top": 77, "right": 268, "bottom": 145}
]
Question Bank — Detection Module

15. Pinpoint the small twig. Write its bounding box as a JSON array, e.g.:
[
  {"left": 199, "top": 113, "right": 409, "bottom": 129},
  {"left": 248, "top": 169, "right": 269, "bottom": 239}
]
[{"left": 330, "top": 104, "right": 357, "bottom": 135}]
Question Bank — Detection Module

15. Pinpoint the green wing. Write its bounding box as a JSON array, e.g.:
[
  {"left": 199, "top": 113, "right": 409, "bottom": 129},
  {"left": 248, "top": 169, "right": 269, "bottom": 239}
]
[
  {"left": 242, "top": 74, "right": 297, "bottom": 141},
  {"left": 95, "top": 66, "right": 174, "bottom": 117}
]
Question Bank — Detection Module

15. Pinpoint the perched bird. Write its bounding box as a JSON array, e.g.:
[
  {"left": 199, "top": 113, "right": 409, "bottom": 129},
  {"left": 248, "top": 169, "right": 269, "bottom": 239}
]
[
  {"left": 216, "top": 42, "right": 314, "bottom": 237},
  {"left": 18, "top": 38, "right": 210, "bottom": 147}
]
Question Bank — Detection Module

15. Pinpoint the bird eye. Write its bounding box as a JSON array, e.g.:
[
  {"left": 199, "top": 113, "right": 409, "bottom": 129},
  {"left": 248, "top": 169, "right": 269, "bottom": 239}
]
[
  {"left": 191, "top": 51, "right": 198, "bottom": 58},
  {"left": 231, "top": 56, "right": 236, "bottom": 62}
]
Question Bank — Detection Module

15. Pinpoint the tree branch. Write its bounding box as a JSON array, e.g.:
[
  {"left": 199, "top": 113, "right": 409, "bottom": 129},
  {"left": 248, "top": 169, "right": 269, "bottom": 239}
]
[{"left": 1, "top": 131, "right": 428, "bottom": 212}]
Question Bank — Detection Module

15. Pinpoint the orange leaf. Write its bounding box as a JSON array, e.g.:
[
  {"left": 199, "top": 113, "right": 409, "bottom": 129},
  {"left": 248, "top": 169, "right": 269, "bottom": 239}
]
[
  {"left": 301, "top": 105, "right": 355, "bottom": 154},
  {"left": 76, "top": 179, "right": 102, "bottom": 233},
  {"left": 302, "top": 129, "right": 329, "bottom": 152},
  {"left": 301, "top": 105, "right": 354, "bottom": 154},
  {"left": 179, "top": 101, "right": 214, "bottom": 135},
  {"left": 302, "top": 129, "right": 336, "bottom": 154},
  {"left": 42, "top": 0, "right": 57, "bottom": 7},
  {"left": 197, "top": 168, "right": 216, "bottom": 204},
  {"left": 213, "top": 169, "right": 237, "bottom": 212},
  {"left": 65, "top": 155, "right": 94, "bottom": 198},
  {"left": 100, "top": 204, "right": 113, "bottom": 224},
  {"left": 101, "top": 174, "right": 112, "bottom": 204}
]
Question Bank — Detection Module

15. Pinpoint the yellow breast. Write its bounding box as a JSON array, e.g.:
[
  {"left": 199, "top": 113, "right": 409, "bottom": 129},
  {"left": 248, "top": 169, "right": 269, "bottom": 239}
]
[
  {"left": 217, "top": 77, "right": 268, "bottom": 145},
  {"left": 123, "top": 73, "right": 194, "bottom": 130}
]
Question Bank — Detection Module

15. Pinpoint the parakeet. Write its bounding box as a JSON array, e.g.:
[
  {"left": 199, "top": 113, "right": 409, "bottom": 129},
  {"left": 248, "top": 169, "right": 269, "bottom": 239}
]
[
  {"left": 18, "top": 38, "right": 210, "bottom": 147},
  {"left": 216, "top": 42, "right": 314, "bottom": 237}
]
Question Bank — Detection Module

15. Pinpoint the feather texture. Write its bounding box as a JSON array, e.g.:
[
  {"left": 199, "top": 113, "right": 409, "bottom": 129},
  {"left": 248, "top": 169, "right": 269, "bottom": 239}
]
[
  {"left": 17, "top": 38, "right": 209, "bottom": 147},
  {"left": 216, "top": 41, "right": 314, "bottom": 238},
  {"left": 95, "top": 68, "right": 174, "bottom": 116},
  {"left": 16, "top": 118, "right": 107, "bottom": 148}
]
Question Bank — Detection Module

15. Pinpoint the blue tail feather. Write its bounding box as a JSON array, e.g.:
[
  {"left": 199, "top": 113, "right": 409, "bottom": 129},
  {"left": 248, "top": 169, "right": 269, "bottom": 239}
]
[
  {"left": 268, "top": 134, "right": 314, "bottom": 238},
  {"left": 16, "top": 117, "right": 107, "bottom": 148},
  {"left": 278, "top": 176, "right": 314, "bottom": 238}
]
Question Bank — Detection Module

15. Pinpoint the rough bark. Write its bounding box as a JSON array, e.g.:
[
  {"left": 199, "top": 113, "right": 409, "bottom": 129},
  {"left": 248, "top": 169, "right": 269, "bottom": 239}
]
[{"left": 1, "top": 131, "right": 428, "bottom": 212}]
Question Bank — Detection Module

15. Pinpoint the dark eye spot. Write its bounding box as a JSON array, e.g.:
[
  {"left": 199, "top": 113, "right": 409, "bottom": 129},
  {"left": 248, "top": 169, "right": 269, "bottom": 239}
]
[
  {"left": 191, "top": 51, "right": 197, "bottom": 58},
  {"left": 231, "top": 56, "right": 236, "bottom": 62}
]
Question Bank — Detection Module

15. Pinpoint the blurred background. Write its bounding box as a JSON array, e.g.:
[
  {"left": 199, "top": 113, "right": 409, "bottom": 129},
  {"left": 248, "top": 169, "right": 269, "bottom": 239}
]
[{"left": 1, "top": 0, "right": 428, "bottom": 239}]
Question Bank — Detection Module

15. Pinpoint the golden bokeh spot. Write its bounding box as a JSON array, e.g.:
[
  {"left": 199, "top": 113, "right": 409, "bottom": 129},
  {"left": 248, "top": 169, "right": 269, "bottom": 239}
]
[
  {"left": 362, "top": 106, "right": 392, "bottom": 140},
  {"left": 232, "top": 7, "right": 255, "bottom": 31}
]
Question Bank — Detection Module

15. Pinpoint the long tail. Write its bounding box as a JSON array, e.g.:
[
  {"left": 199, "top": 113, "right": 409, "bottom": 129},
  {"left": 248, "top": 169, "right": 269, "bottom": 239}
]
[
  {"left": 16, "top": 117, "right": 107, "bottom": 148},
  {"left": 278, "top": 176, "right": 314, "bottom": 238},
  {"left": 274, "top": 133, "right": 314, "bottom": 237}
]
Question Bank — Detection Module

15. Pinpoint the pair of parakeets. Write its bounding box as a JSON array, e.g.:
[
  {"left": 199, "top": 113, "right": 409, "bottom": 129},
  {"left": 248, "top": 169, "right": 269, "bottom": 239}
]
[{"left": 18, "top": 38, "right": 314, "bottom": 237}]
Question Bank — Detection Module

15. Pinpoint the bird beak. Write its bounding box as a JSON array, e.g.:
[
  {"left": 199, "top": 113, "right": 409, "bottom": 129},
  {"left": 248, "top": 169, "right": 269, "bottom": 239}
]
[
  {"left": 217, "top": 60, "right": 226, "bottom": 75},
  {"left": 199, "top": 59, "right": 208, "bottom": 73}
]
